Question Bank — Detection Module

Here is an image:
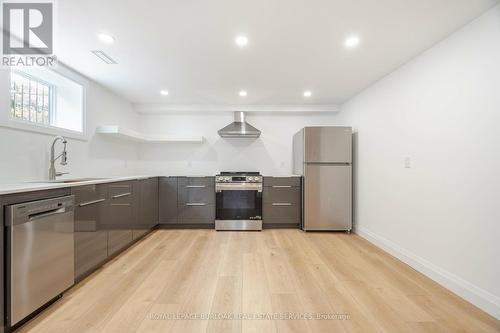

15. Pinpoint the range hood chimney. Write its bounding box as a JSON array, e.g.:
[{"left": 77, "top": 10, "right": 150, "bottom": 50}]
[{"left": 218, "top": 111, "right": 261, "bottom": 138}]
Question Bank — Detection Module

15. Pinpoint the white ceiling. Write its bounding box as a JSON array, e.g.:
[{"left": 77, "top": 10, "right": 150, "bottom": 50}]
[{"left": 55, "top": 0, "right": 498, "bottom": 110}]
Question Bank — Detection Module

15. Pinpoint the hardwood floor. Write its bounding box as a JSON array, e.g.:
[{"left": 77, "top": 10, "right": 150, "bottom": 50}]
[{"left": 17, "top": 229, "right": 500, "bottom": 333}]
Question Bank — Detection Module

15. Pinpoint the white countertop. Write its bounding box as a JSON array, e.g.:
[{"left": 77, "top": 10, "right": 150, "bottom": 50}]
[
  {"left": 0, "top": 175, "right": 155, "bottom": 195},
  {"left": 0, "top": 174, "right": 303, "bottom": 196}
]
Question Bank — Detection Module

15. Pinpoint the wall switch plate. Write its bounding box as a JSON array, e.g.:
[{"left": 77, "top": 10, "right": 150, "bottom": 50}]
[{"left": 404, "top": 156, "right": 411, "bottom": 168}]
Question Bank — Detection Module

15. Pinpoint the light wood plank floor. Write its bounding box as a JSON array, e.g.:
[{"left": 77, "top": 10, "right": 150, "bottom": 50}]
[{"left": 17, "top": 229, "right": 500, "bottom": 333}]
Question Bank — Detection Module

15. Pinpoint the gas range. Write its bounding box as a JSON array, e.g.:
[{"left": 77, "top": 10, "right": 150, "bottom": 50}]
[{"left": 215, "top": 172, "right": 263, "bottom": 231}]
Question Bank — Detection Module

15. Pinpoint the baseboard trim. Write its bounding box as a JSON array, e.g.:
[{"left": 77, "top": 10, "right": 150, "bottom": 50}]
[{"left": 355, "top": 226, "right": 500, "bottom": 320}]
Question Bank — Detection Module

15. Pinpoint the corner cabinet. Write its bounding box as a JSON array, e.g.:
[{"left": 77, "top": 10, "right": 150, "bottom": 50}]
[
  {"left": 263, "top": 176, "right": 302, "bottom": 228},
  {"left": 135, "top": 177, "right": 158, "bottom": 239},
  {"left": 159, "top": 177, "right": 178, "bottom": 224}
]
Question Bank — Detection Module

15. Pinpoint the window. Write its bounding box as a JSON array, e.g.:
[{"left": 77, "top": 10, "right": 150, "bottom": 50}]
[
  {"left": 4, "top": 67, "right": 85, "bottom": 137},
  {"left": 10, "top": 71, "right": 53, "bottom": 126}
]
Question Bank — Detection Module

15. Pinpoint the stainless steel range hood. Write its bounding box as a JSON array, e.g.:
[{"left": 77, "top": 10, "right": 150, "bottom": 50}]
[{"left": 218, "top": 111, "right": 261, "bottom": 138}]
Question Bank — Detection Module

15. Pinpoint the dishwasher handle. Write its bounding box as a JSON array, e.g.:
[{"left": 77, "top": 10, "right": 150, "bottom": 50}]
[{"left": 28, "top": 206, "right": 66, "bottom": 221}]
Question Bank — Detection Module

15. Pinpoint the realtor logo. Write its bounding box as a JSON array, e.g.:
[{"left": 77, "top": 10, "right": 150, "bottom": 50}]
[
  {"left": 1, "top": 1, "right": 56, "bottom": 66},
  {"left": 2, "top": 2, "right": 53, "bottom": 54}
]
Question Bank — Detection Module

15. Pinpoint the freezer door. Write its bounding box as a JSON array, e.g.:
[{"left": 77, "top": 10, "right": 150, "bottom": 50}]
[
  {"left": 304, "top": 164, "right": 352, "bottom": 231},
  {"left": 304, "top": 127, "right": 352, "bottom": 163}
]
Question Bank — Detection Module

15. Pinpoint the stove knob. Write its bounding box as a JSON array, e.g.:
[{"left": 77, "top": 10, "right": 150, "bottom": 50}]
[
  {"left": 248, "top": 177, "right": 254, "bottom": 181},
  {"left": 224, "top": 177, "right": 230, "bottom": 181}
]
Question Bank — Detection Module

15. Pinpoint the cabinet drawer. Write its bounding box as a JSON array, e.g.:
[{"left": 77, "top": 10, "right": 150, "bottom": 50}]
[
  {"left": 263, "top": 177, "right": 301, "bottom": 187},
  {"left": 108, "top": 182, "right": 134, "bottom": 198},
  {"left": 108, "top": 183, "right": 134, "bottom": 214},
  {"left": 178, "top": 177, "right": 214, "bottom": 188},
  {"left": 74, "top": 199, "right": 107, "bottom": 231},
  {"left": 72, "top": 184, "right": 107, "bottom": 205},
  {"left": 107, "top": 204, "right": 134, "bottom": 226},
  {"left": 263, "top": 187, "right": 301, "bottom": 204},
  {"left": 263, "top": 202, "right": 301, "bottom": 220},
  {"left": 178, "top": 186, "right": 215, "bottom": 204},
  {"left": 177, "top": 203, "right": 215, "bottom": 219}
]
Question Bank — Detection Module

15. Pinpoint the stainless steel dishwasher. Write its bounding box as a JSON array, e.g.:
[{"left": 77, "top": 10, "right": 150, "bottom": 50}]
[{"left": 6, "top": 195, "right": 75, "bottom": 326}]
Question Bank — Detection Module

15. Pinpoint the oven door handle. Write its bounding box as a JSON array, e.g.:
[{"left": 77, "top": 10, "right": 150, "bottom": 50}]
[
  {"left": 215, "top": 184, "right": 263, "bottom": 192},
  {"left": 216, "top": 188, "right": 262, "bottom": 193}
]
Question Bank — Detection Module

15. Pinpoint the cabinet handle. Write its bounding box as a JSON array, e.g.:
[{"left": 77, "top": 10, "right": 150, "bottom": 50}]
[
  {"left": 79, "top": 198, "right": 105, "bottom": 207},
  {"left": 272, "top": 185, "right": 292, "bottom": 188},
  {"left": 186, "top": 185, "right": 206, "bottom": 188},
  {"left": 272, "top": 203, "right": 292, "bottom": 206},
  {"left": 185, "top": 203, "right": 207, "bottom": 206},
  {"left": 112, "top": 192, "right": 131, "bottom": 199},
  {"left": 111, "top": 203, "right": 131, "bottom": 206}
]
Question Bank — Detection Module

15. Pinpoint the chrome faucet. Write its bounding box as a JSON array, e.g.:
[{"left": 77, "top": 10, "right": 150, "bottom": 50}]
[{"left": 49, "top": 136, "right": 69, "bottom": 180}]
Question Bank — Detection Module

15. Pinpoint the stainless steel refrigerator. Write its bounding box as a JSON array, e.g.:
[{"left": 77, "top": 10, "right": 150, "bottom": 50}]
[{"left": 293, "top": 127, "right": 352, "bottom": 231}]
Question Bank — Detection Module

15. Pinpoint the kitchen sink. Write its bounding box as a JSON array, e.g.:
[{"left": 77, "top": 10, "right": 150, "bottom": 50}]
[{"left": 27, "top": 178, "right": 109, "bottom": 184}]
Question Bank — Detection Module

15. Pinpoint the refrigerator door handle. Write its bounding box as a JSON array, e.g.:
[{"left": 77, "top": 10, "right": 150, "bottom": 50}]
[{"left": 305, "top": 162, "right": 351, "bottom": 166}]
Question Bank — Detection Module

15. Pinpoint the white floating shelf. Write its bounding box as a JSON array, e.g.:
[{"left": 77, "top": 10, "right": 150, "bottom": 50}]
[{"left": 96, "top": 125, "right": 203, "bottom": 143}]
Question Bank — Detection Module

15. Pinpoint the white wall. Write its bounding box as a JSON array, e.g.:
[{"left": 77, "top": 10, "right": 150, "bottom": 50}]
[
  {"left": 0, "top": 67, "right": 140, "bottom": 182},
  {"left": 334, "top": 5, "right": 500, "bottom": 318},
  {"left": 137, "top": 112, "right": 337, "bottom": 176}
]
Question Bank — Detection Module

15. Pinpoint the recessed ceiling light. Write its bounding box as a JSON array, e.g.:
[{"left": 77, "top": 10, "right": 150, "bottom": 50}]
[
  {"left": 344, "top": 35, "right": 360, "bottom": 49},
  {"left": 303, "top": 90, "right": 312, "bottom": 98},
  {"left": 98, "top": 33, "right": 115, "bottom": 44},
  {"left": 239, "top": 90, "right": 248, "bottom": 97},
  {"left": 235, "top": 35, "right": 249, "bottom": 47},
  {"left": 160, "top": 90, "right": 169, "bottom": 96}
]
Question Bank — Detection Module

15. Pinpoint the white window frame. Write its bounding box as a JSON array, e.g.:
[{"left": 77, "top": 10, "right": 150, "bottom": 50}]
[
  {"left": 10, "top": 70, "right": 57, "bottom": 127},
  {"left": 0, "top": 64, "right": 88, "bottom": 141}
]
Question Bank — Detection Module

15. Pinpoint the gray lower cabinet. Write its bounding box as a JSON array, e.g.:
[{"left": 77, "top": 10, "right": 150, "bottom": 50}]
[
  {"left": 107, "top": 230, "right": 133, "bottom": 256},
  {"left": 72, "top": 184, "right": 108, "bottom": 281},
  {"left": 72, "top": 178, "right": 158, "bottom": 280},
  {"left": 177, "top": 203, "right": 215, "bottom": 224},
  {"left": 105, "top": 181, "right": 137, "bottom": 256},
  {"left": 177, "top": 177, "right": 215, "bottom": 224},
  {"left": 159, "top": 176, "right": 215, "bottom": 225},
  {"left": 263, "top": 177, "right": 302, "bottom": 226},
  {"left": 263, "top": 176, "right": 301, "bottom": 187},
  {"left": 73, "top": 180, "right": 153, "bottom": 280}
]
